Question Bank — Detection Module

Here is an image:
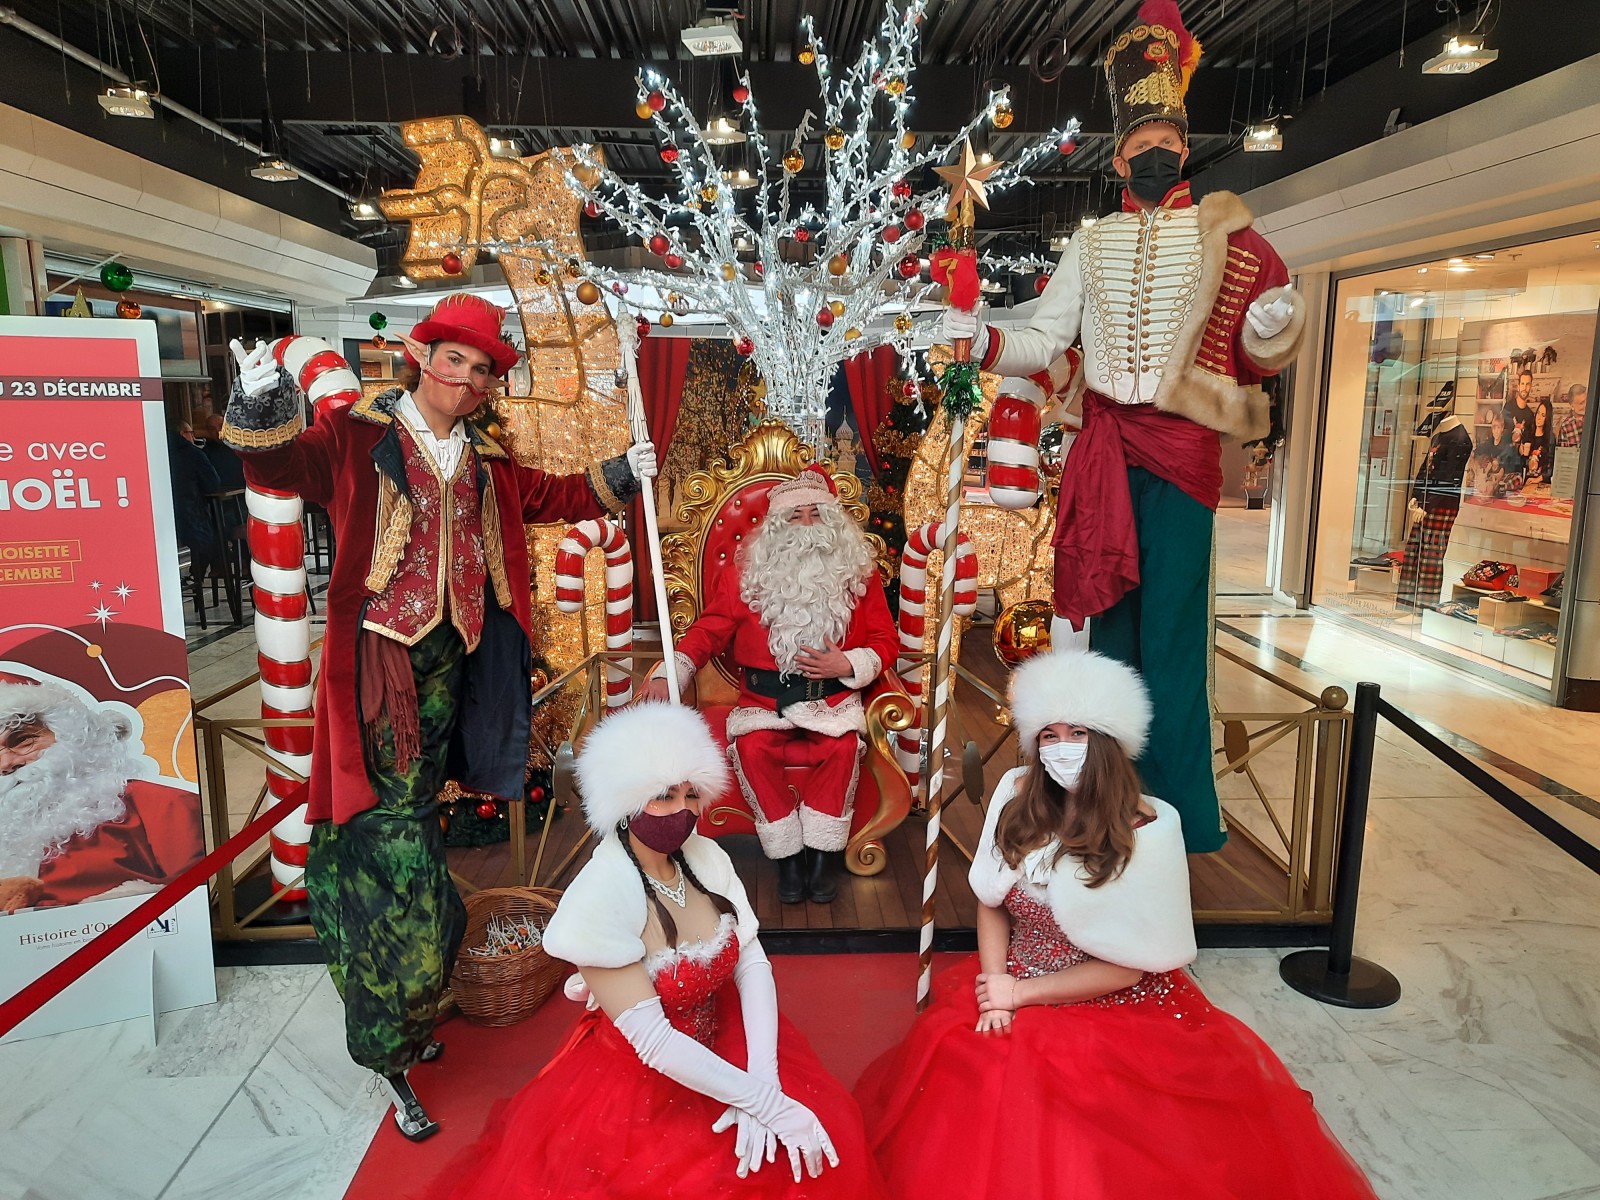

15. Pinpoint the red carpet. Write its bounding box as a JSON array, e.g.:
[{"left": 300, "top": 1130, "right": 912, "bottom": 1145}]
[{"left": 344, "top": 951, "right": 964, "bottom": 1200}]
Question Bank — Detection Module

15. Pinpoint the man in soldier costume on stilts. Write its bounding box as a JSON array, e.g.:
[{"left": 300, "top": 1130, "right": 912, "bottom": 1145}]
[{"left": 224, "top": 294, "right": 656, "bottom": 1139}]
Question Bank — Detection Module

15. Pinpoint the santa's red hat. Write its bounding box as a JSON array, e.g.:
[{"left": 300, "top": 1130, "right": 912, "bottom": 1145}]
[
  {"left": 766, "top": 464, "right": 840, "bottom": 517},
  {"left": 406, "top": 293, "right": 519, "bottom": 378}
]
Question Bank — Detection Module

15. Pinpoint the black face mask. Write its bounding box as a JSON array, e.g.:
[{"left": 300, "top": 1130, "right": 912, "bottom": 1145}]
[{"left": 1125, "top": 145, "right": 1185, "bottom": 205}]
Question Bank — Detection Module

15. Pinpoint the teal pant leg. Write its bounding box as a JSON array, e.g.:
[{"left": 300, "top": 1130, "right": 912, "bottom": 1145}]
[{"left": 1090, "top": 467, "right": 1225, "bottom": 853}]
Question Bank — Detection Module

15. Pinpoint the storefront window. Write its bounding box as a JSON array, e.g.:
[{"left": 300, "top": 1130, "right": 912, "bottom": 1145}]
[{"left": 1313, "top": 230, "right": 1599, "bottom": 694}]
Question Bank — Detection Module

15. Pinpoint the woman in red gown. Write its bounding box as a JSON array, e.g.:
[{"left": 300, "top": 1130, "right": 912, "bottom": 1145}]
[
  {"left": 436, "top": 703, "right": 884, "bottom": 1200},
  {"left": 855, "top": 648, "right": 1379, "bottom": 1200}
]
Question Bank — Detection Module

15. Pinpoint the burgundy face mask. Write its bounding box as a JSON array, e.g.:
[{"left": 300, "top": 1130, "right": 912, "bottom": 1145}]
[{"left": 627, "top": 807, "right": 698, "bottom": 854}]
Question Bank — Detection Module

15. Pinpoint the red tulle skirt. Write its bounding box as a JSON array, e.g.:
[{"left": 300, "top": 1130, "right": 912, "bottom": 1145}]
[
  {"left": 431, "top": 989, "right": 886, "bottom": 1200},
  {"left": 854, "top": 956, "right": 1378, "bottom": 1200}
]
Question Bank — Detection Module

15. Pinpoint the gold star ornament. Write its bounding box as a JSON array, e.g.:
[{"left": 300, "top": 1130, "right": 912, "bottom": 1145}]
[{"left": 934, "top": 139, "right": 1002, "bottom": 213}]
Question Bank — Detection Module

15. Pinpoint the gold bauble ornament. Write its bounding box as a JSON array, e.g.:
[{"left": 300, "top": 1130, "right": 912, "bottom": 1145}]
[
  {"left": 992, "top": 100, "right": 1015, "bottom": 129},
  {"left": 900, "top": 131, "right": 917, "bottom": 150},
  {"left": 993, "top": 600, "right": 1055, "bottom": 667},
  {"left": 635, "top": 100, "right": 654, "bottom": 120},
  {"left": 573, "top": 164, "right": 601, "bottom": 187},
  {"left": 827, "top": 254, "right": 848, "bottom": 276},
  {"left": 659, "top": 312, "right": 675, "bottom": 327},
  {"left": 829, "top": 299, "right": 845, "bottom": 317},
  {"left": 798, "top": 44, "right": 817, "bottom": 65},
  {"left": 534, "top": 267, "right": 553, "bottom": 286},
  {"left": 720, "top": 262, "right": 737, "bottom": 281},
  {"left": 701, "top": 184, "right": 719, "bottom": 203},
  {"left": 845, "top": 327, "right": 861, "bottom": 340},
  {"left": 783, "top": 147, "right": 805, "bottom": 173},
  {"left": 894, "top": 312, "right": 913, "bottom": 333},
  {"left": 825, "top": 126, "right": 846, "bottom": 152},
  {"left": 575, "top": 279, "right": 601, "bottom": 306},
  {"left": 885, "top": 77, "right": 905, "bottom": 95},
  {"left": 564, "top": 259, "right": 583, "bottom": 278}
]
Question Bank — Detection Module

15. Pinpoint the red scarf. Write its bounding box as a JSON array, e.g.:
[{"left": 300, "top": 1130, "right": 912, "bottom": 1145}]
[{"left": 1051, "top": 394, "right": 1222, "bottom": 630}]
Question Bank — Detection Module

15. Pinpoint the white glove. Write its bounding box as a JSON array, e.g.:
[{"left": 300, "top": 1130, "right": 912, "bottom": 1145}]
[
  {"left": 711, "top": 941, "right": 781, "bottom": 1177},
  {"left": 229, "top": 338, "right": 279, "bottom": 398},
  {"left": 941, "top": 304, "right": 990, "bottom": 361},
  {"left": 614, "top": 996, "right": 839, "bottom": 1181},
  {"left": 627, "top": 440, "right": 658, "bottom": 481},
  {"left": 1246, "top": 290, "right": 1296, "bottom": 340}
]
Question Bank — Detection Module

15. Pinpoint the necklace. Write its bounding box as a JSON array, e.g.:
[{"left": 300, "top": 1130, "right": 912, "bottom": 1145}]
[{"left": 647, "top": 864, "right": 688, "bottom": 908}]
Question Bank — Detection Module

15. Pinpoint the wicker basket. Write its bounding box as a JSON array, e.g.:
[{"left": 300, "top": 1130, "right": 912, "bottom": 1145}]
[{"left": 451, "top": 886, "right": 565, "bottom": 1027}]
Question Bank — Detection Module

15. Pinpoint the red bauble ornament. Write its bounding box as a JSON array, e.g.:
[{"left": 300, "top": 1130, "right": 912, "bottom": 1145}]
[
  {"left": 647, "top": 90, "right": 666, "bottom": 112},
  {"left": 892, "top": 178, "right": 912, "bottom": 199},
  {"left": 648, "top": 233, "right": 671, "bottom": 256},
  {"left": 794, "top": 227, "right": 810, "bottom": 243},
  {"left": 1059, "top": 136, "right": 1078, "bottom": 155},
  {"left": 732, "top": 84, "right": 750, "bottom": 104},
  {"left": 612, "top": 280, "right": 629, "bottom": 295},
  {"left": 735, "top": 336, "right": 755, "bottom": 356},
  {"left": 660, "top": 142, "right": 680, "bottom": 164},
  {"left": 817, "top": 307, "right": 835, "bottom": 328},
  {"left": 902, "top": 380, "right": 919, "bottom": 398},
  {"left": 883, "top": 225, "right": 902, "bottom": 244},
  {"left": 1034, "top": 274, "right": 1052, "bottom": 295},
  {"left": 897, "top": 254, "right": 921, "bottom": 279},
  {"left": 664, "top": 252, "right": 684, "bottom": 269},
  {"left": 529, "top": 786, "right": 546, "bottom": 803},
  {"left": 905, "top": 208, "right": 926, "bottom": 231},
  {"left": 584, "top": 200, "right": 601, "bottom": 218},
  {"left": 753, "top": 261, "right": 764, "bottom": 275},
  {"left": 475, "top": 800, "right": 499, "bottom": 819},
  {"left": 441, "top": 251, "right": 464, "bottom": 275},
  {"left": 636, "top": 316, "right": 652, "bottom": 338}
]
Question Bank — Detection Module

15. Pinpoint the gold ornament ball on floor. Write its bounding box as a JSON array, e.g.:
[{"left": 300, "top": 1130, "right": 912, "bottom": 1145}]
[
  {"left": 993, "top": 599, "right": 1055, "bottom": 666},
  {"left": 783, "top": 147, "right": 805, "bottom": 173},
  {"left": 575, "top": 279, "right": 601, "bottom": 306}
]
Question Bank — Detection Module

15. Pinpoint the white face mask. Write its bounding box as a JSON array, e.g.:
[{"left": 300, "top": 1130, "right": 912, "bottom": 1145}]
[{"left": 1038, "top": 741, "right": 1088, "bottom": 790}]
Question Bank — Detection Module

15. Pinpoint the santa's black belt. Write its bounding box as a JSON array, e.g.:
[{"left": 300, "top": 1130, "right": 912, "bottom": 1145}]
[{"left": 743, "top": 667, "right": 848, "bottom": 713}]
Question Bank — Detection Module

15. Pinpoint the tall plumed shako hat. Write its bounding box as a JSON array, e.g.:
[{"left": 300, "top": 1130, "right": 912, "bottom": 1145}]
[
  {"left": 574, "top": 703, "right": 731, "bottom": 835},
  {"left": 1105, "top": 0, "right": 1202, "bottom": 150},
  {"left": 405, "top": 293, "right": 520, "bottom": 378},
  {"left": 1008, "top": 648, "right": 1153, "bottom": 759}
]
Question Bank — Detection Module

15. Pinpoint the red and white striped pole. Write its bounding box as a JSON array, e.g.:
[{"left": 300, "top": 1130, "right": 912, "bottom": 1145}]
[
  {"left": 554, "top": 518, "right": 635, "bottom": 708},
  {"left": 894, "top": 521, "right": 977, "bottom": 789},
  {"left": 244, "top": 337, "right": 361, "bottom": 902}
]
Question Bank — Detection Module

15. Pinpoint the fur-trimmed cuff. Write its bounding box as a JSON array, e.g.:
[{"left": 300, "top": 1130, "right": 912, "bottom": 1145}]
[
  {"left": 753, "top": 811, "right": 804, "bottom": 859},
  {"left": 840, "top": 648, "right": 883, "bottom": 691},
  {"left": 799, "top": 805, "right": 853, "bottom": 852},
  {"left": 1241, "top": 286, "right": 1307, "bottom": 373},
  {"left": 588, "top": 453, "right": 640, "bottom": 515},
  {"left": 223, "top": 366, "right": 303, "bottom": 452},
  {"left": 647, "top": 650, "right": 698, "bottom": 693}
]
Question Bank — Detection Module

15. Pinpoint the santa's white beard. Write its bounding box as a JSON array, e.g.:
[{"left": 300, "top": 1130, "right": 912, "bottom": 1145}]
[
  {"left": 740, "top": 506, "right": 875, "bottom": 675},
  {"left": 0, "top": 741, "right": 135, "bottom": 877}
]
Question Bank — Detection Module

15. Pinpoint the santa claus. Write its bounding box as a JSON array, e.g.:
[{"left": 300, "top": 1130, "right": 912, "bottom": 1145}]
[
  {"left": 0, "top": 674, "right": 203, "bottom": 913},
  {"left": 643, "top": 466, "right": 899, "bottom": 905}
]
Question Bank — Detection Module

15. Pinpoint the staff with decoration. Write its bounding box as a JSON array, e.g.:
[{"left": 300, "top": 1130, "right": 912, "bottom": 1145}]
[
  {"left": 221, "top": 293, "right": 658, "bottom": 1143},
  {"left": 943, "top": 0, "right": 1307, "bottom": 854}
]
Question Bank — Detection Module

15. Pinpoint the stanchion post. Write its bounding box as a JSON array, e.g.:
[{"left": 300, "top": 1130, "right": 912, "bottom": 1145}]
[{"left": 1279, "top": 681, "right": 1401, "bottom": 1008}]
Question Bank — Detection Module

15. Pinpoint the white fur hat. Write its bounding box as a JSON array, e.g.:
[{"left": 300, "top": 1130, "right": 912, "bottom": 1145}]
[
  {"left": 574, "top": 703, "right": 731, "bottom": 834},
  {"left": 1007, "top": 648, "right": 1152, "bottom": 759}
]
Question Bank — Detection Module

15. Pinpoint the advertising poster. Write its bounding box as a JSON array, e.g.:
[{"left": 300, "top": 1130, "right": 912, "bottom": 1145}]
[{"left": 0, "top": 315, "right": 215, "bottom": 1039}]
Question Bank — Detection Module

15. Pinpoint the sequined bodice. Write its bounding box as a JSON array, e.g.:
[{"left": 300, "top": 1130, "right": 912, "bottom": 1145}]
[
  {"left": 1003, "top": 886, "right": 1197, "bottom": 1014},
  {"left": 644, "top": 914, "right": 740, "bottom": 1046}
]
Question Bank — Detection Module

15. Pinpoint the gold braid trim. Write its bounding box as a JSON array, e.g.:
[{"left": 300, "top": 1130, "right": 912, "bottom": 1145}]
[
  {"left": 364, "top": 470, "right": 414, "bottom": 593},
  {"left": 479, "top": 467, "right": 514, "bottom": 608},
  {"left": 587, "top": 461, "right": 627, "bottom": 515},
  {"left": 222, "top": 414, "right": 303, "bottom": 451}
]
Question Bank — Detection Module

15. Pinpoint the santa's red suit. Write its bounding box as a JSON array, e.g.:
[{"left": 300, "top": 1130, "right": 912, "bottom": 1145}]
[
  {"left": 34, "top": 778, "right": 205, "bottom": 906},
  {"left": 659, "top": 469, "right": 899, "bottom": 862}
]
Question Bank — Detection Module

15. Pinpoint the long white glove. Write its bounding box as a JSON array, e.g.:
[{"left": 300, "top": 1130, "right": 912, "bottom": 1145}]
[
  {"left": 627, "top": 440, "right": 659, "bottom": 481},
  {"left": 941, "top": 303, "right": 990, "bottom": 362},
  {"left": 229, "top": 338, "right": 279, "bottom": 398},
  {"left": 711, "top": 942, "right": 781, "bottom": 1177},
  {"left": 614, "top": 995, "right": 838, "bottom": 1181},
  {"left": 1246, "top": 289, "right": 1297, "bottom": 340}
]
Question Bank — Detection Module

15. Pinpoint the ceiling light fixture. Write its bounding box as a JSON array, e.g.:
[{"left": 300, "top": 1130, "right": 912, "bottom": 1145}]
[
  {"left": 349, "top": 199, "right": 383, "bottom": 221},
  {"left": 98, "top": 85, "right": 154, "bottom": 119},
  {"left": 1422, "top": 34, "right": 1498, "bottom": 75},
  {"left": 703, "top": 114, "right": 746, "bottom": 146},
  {"left": 680, "top": 17, "right": 743, "bottom": 56},
  {"left": 722, "top": 166, "right": 758, "bottom": 190},
  {"left": 1243, "top": 121, "right": 1282, "bottom": 152},
  {"left": 250, "top": 157, "right": 300, "bottom": 183},
  {"left": 1447, "top": 265, "right": 1475, "bottom": 273}
]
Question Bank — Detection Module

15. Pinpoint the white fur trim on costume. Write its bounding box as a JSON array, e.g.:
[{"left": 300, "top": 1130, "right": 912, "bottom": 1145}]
[
  {"left": 575, "top": 703, "right": 731, "bottom": 834},
  {"left": 799, "top": 805, "right": 852, "bottom": 851},
  {"left": 1240, "top": 285, "right": 1307, "bottom": 373},
  {"left": 646, "top": 651, "right": 699, "bottom": 694},
  {"left": 543, "top": 833, "right": 759, "bottom": 969},
  {"left": 1008, "top": 647, "right": 1152, "bottom": 758},
  {"left": 840, "top": 647, "right": 883, "bottom": 692},
  {"left": 723, "top": 693, "right": 866, "bottom": 740},
  {"left": 968, "top": 769, "right": 1196, "bottom": 972}
]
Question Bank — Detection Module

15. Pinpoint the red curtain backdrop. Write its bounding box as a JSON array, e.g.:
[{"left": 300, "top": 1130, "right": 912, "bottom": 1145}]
[
  {"left": 631, "top": 336, "right": 692, "bottom": 622},
  {"left": 842, "top": 346, "right": 900, "bottom": 475}
]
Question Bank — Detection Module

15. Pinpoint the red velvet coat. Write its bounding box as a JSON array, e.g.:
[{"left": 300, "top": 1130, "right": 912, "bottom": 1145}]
[
  {"left": 241, "top": 393, "right": 614, "bottom": 824},
  {"left": 36, "top": 779, "right": 205, "bottom": 907}
]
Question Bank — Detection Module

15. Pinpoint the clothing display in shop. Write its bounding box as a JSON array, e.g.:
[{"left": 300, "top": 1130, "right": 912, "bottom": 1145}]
[
  {"left": 1461, "top": 560, "right": 1520, "bottom": 591},
  {"left": 1397, "top": 416, "right": 1472, "bottom": 610}
]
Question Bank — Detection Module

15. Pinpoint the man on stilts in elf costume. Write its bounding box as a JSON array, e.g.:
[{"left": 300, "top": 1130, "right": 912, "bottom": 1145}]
[
  {"left": 223, "top": 294, "right": 656, "bottom": 1140},
  {"left": 944, "top": 0, "right": 1305, "bottom": 852}
]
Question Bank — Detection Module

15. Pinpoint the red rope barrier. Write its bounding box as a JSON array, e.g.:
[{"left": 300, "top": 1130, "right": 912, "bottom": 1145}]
[{"left": 0, "top": 784, "right": 309, "bottom": 1038}]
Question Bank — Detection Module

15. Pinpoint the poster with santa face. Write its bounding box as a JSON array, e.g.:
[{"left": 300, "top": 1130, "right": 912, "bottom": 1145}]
[{"left": 0, "top": 315, "right": 215, "bottom": 1040}]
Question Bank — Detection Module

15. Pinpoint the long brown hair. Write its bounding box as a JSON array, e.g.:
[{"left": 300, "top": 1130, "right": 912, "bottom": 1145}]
[{"left": 994, "top": 730, "right": 1144, "bottom": 888}]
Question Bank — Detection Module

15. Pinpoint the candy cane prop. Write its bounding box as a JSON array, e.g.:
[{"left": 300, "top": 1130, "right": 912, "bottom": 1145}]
[
  {"left": 554, "top": 519, "right": 634, "bottom": 707},
  {"left": 247, "top": 336, "right": 361, "bottom": 901},
  {"left": 894, "top": 522, "right": 977, "bottom": 787},
  {"left": 986, "top": 353, "right": 1080, "bottom": 509}
]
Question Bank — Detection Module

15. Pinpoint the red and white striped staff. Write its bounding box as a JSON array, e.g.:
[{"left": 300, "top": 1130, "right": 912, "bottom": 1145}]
[
  {"left": 894, "top": 521, "right": 977, "bottom": 788},
  {"left": 983, "top": 352, "right": 1079, "bottom": 510},
  {"left": 554, "top": 519, "right": 634, "bottom": 708},
  {"left": 244, "top": 336, "right": 361, "bottom": 901}
]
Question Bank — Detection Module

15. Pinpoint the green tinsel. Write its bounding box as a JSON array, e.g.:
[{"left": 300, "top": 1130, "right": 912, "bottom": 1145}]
[{"left": 940, "top": 359, "right": 984, "bottom": 422}]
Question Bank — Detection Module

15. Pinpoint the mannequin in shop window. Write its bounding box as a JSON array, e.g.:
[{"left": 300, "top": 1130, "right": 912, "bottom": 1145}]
[{"left": 1397, "top": 411, "right": 1473, "bottom": 612}]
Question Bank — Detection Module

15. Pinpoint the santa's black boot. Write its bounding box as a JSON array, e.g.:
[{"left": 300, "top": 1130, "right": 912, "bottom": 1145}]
[
  {"left": 381, "top": 1071, "right": 441, "bottom": 1142},
  {"left": 776, "top": 852, "right": 806, "bottom": 904},
  {"left": 806, "top": 848, "right": 841, "bottom": 904}
]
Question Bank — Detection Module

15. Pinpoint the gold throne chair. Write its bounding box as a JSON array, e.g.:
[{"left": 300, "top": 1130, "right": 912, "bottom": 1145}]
[{"left": 659, "top": 421, "right": 917, "bottom": 876}]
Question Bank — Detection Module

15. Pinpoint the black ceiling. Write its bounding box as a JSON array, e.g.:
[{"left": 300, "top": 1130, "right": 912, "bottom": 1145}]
[{"left": 3, "top": 0, "right": 1466, "bottom": 268}]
